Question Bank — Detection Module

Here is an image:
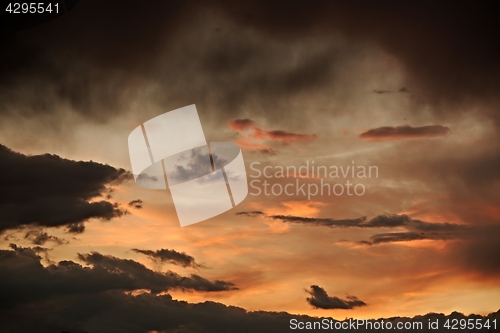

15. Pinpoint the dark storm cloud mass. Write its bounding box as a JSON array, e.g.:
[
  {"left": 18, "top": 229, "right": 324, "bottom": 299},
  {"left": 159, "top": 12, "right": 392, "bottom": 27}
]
[
  {"left": 132, "top": 248, "right": 202, "bottom": 268},
  {"left": 0, "top": 245, "right": 236, "bottom": 310},
  {"left": 359, "top": 125, "right": 450, "bottom": 140},
  {"left": 1, "top": 247, "right": 497, "bottom": 333},
  {"left": 78, "top": 252, "right": 230, "bottom": 292},
  {"left": 210, "top": 1, "right": 500, "bottom": 116},
  {"left": 306, "top": 285, "right": 366, "bottom": 310},
  {"left": 0, "top": 0, "right": 499, "bottom": 129},
  {"left": 0, "top": 144, "right": 131, "bottom": 233}
]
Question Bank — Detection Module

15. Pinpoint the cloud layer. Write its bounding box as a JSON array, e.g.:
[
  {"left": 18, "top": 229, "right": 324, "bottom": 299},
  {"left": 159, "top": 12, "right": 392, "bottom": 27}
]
[{"left": 1, "top": 245, "right": 497, "bottom": 332}]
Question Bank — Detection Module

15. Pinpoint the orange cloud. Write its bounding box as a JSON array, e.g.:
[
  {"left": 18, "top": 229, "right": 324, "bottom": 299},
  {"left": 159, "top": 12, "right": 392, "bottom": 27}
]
[
  {"left": 228, "top": 119, "right": 256, "bottom": 131},
  {"left": 229, "top": 118, "right": 317, "bottom": 152}
]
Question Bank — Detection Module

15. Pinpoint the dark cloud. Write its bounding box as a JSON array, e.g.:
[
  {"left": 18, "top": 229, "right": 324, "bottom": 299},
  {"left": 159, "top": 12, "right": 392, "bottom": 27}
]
[
  {"left": 359, "top": 125, "right": 450, "bottom": 140},
  {"left": 373, "top": 87, "right": 409, "bottom": 94},
  {"left": 132, "top": 248, "right": 202, "bottom": 268},
  {"left": 1, "top": 0, "right": 499, "bottom": 132},
  {"left": 269, "top": 213, "right": 468, "bottom": 240},
  {"left": 306, "top": 285, "right": 366, "bottom": 310},
  {"left": 236, "top": 210, "right": 265, "bottom": 217},
  {"left": 365, "top": 232, "right": 435, "bottom": 245},
  {"left": 209, "top": 1, "right": 500, "bottom": 123},
  {"left": 0, "top": 144, "right": 131, "bottom": 233},
  {"left": 0, "top": 0, "right": 192, "bottom": 121},
  {"left": 0, "top": 0, "right": 338, "bottom": 128},
  {"left": 24, "top": 229, "right": 67, "bottom": 246},
  {"left": 248, "top": 212, "right": 468, "bottom": 234},
  {"left": 450, "top": 225, "right": 500, "bottom": 276},
  {"left": 373, "top": 89, "right": 392, "bottom": 94},
  {"left": 78, "top": 252, "right": 235, "bottom": 293},
  {"left": 0, "top": 245, "right": 236, "bottom": 311},
  {"left": 257, "top": 212, "right": 500, "bottom": 275},
  {"left": 270, "top": 214, "right": 367, "bottom": 228},
  {"left": 128, "top": 199, "right": 143, "bottom": 209},
  {"left": 2, "top": 245, "right": 496, "bottom": 332}
]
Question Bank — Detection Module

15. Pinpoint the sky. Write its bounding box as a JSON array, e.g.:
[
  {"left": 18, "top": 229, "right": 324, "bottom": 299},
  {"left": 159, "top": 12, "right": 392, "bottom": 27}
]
[{"left": 0, "top": 1, "right": 499, "bottom": 332}]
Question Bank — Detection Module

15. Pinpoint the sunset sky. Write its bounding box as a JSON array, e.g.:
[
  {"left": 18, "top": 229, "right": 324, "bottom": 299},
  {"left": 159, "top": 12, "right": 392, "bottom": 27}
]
[{"left": 1, "top": 1, "right": 499, "bottom": 332}]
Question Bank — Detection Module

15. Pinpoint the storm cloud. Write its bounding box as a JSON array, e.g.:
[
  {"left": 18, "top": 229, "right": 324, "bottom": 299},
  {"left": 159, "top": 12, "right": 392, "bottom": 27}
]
[
  {"left": 0, "top": 144, "right": 131, "bottom": 233},
  {"left": 306, "top": 285, "right": 366, "bottom": 310},
  {"left": 0, "top": 244, "right": 236, "bottom": 310},
  {"left": 1, "top": 245, "right": 496, "bottom": 332}
]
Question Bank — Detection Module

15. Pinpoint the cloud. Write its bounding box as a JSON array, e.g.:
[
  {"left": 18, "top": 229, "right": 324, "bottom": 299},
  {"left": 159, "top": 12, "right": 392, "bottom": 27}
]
[
  {"left": 228, "top": 119, "right": 257, "bottom": 131},
  {"left": 0, "top": 245, "right": 236, "bottom": 311},
  {"left": 244, "top": 212, "right": 469, "bottom": 232},
  {"left": 2, "top": 245, "right": 496, "bottom": 332},
  {"left": 210, "top": 1, "right": 500, "bottom": 127},
  {"left": 365, "top": 231, "right": 433, "bottom": 245},
  {"left": 229, "top": 118, "right": 316, "bottom": 153},
  {"left": 1, "top": 245, "right": 498, "bottom": 332},
  {"left": 128, "top": 199, "right": 143, "bottom": 209},
  {"left": 253, "top": 212, "right": 500, "bottom": 275},
  {"left": 166, "top": 147, "right": 226, "bottom": 184},
  {"left": 78, "top": 252, "right": 235, "bottom": 293},
  {"left": 306, "top": 285, "right": 366, "bottom": 310},
  {"left": 269, "top": 213, "right": 468, "bottom": 235},
  {"left": 359, "top": 125, "right": 450, "bottom": 140},
  {"left": 373, "top": 87, "right": 409, "bottom": 94},
  {"left": 24, "top": 229, "right": 67, "bottom": 246},
  {"left": 2, "top": 0, "right": 500, "bottom": 135},
  {"left": 243, "top": 211, "right": 473, "bottom": 245},
  {"left": 252, "top": 128, "right": 317, "bottom": 144},
  {"left": 0, "top": 144, "right": 131, "bottom": 233},
  {"left": 231, "top": 118, "right": 317, "bottom": 143},
  {"left": 235, "top": 210, "right": 266, "bottom": 217},
  {"left": 132, "top": 248, "right": 202, "bottom": 268},
  {"left": 270, "top": 214, "right": 367, "bottom": 228}
]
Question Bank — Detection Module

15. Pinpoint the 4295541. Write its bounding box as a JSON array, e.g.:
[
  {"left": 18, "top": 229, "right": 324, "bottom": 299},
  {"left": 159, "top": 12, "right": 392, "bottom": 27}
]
[
  {"left": 5, "top": 2, "right": 59, "bottom": 14},
  {"left": 444, "top": 318, "right": 496, "bottom": 330}
]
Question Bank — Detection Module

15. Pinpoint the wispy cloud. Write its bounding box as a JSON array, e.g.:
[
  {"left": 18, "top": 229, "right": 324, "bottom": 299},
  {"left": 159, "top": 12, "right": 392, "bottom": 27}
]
[
  {"left": 229, "top": 118, "right": 316, "bottom": 153},
  {"left": 359, "top": 125, "right": 450, "bottom": 140}
]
